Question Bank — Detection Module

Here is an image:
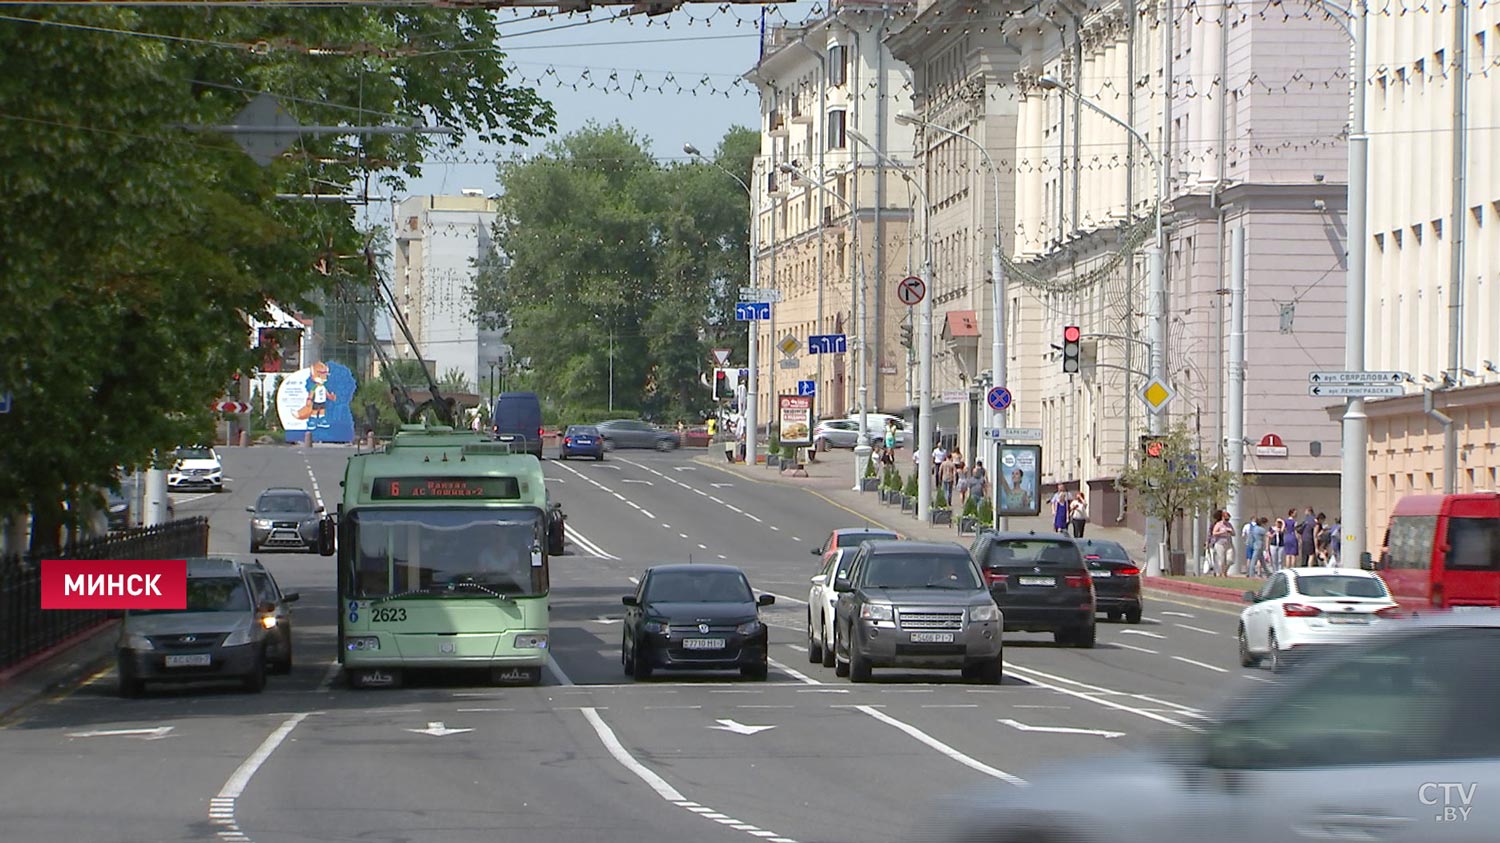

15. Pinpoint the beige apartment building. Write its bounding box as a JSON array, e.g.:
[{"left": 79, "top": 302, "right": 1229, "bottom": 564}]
[
  {"left": 1353, "top": 0, "right": 1500, "bottom": 544},
  {"left": 746, "top": 3, "right": 919, "bottom": 430}
]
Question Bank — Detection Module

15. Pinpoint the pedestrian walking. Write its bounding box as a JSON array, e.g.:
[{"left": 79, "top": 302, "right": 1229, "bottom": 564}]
[
  {"left": 1049, "top": 486, "right": 1069, "bottom": 534},
  {"left": 1210, "top": 511, "right": 1235, "bottom": 576},
  {"left": 1068, "top": 492, "right": 1089, "bottom": 538}
]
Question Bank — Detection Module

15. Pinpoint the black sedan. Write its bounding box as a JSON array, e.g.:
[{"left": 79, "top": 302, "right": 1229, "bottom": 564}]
[
  {"left": 621, "top": 564, "right": 774, "bottom": 680},
  {"left": 1078, "top": 537, "right": 1143, "bottom": 623}
]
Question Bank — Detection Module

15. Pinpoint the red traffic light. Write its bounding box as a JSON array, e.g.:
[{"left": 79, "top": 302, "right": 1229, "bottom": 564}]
[
  {"left": 1145, "top": 440, "right": 1165, "bottom": 457},
  {"left": 1063, "top": 325, "right": 1081, "bottom": 343}
]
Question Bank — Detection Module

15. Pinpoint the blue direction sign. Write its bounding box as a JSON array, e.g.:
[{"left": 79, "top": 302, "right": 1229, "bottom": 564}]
[
  {"left": 797, "top": 380, "right": 816, "bottom": 397},
  {"left": 986, "top": 386, "right": 1013, "bottom": 412},
  {"left": 734, "top": 302, "right": 771, "bottom": 321},
  {"left": 0, "top": 391, "right": 9, "bottom": 414},
  {"left": 807, "top": 334, "right": 848, "bottom": 354}
]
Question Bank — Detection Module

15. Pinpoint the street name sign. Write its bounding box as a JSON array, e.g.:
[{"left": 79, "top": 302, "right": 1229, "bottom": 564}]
[
  {"left": 1308, "top": 370, "right": 1404, "bottom": 384},
  {"left": 1308, "top": 383, "right": 1405, "bottom": 398}
]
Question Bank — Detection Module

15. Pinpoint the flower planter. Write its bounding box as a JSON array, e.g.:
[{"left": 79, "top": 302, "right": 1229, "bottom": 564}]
[
  {"left": 767, "top": 454, "right": 781, "bottom": 468},
  {"left": 958, "top": 516, "right": 979, "bottom": 534},
  {"left": 860, "top": 477, "right": 880, "bottom": 492},
  {"left": 900, "top": 496, "right": 914, "bottom": 513},
  {"left": 929, "top": 509, "right": 952, "bottom": 526}
]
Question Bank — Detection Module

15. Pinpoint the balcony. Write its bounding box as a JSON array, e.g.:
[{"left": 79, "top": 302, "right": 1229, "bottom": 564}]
[
  {"left": 766, "top": 173, "right": 786, "bottom": 195},
  {"left": 791, "top": 98, "right": 812, "bottom": 125},
  {"left": 768, "top": 110, "right": 788, "bottom": 137}
]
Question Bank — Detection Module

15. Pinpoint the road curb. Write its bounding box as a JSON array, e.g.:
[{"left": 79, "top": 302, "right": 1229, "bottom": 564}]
[
  {"left": 0, "top": 620, "right": 118, "bottom": 723},
  {"left": 1142, "top": 577, "right": 1245, "bottom": 604}
]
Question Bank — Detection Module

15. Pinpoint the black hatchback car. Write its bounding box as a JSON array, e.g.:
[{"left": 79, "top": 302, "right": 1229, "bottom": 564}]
[
  {"left": 968, "top": 530, "right": 1096, "bottom": 647},
  {"left": 621, "top": 564, "right": 775, "bottom": 680},
  {"left": 1078, "top": 538, "right": 1143, "bottom": 623}
]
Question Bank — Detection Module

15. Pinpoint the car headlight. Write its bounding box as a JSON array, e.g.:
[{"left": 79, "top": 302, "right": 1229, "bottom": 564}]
[
  {"left": 642, "top": 620, "right": 670, "bottom": 634},
  {"left": 970, "top": 603, "right": 1000, "bottom": 622},
  {"left": 224, "top": 627, "right": 255, "bottom": 646},
  {"left": 123, "top": 633, "right": 154, "bottom": 651},
  {"left": 345, "top": 636, "right": 380, "bottom": 652},
  {"left": 253, "top": 519, "right": 273, "bottom": 528},
  {"left": 514, "top": 634, "right": 548, "bottom": 649},
  {"left": 735, "top": 620, "right": 762, "bottom": 635},
  {"left": 260, "top": 614, "right": 278, "bottom": 629},
  {"left": 860, "top": 603, "right": 894, "bottom": 622}
]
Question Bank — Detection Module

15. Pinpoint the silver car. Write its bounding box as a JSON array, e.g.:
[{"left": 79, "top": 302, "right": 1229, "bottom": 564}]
[
  {"left": 928, "top": 612, "right": 1500, "bottom": 843},
  {"left": 248, "top": 487, "right": 322, "bottom": 552}
]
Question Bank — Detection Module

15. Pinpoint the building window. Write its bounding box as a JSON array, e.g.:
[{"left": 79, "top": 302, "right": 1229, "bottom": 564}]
[
  {"left": 829, "top": 45, "right": 847, "bottom": 87},
  {"left": 827, "top": 109, "right": 846, "bottom": 150}
]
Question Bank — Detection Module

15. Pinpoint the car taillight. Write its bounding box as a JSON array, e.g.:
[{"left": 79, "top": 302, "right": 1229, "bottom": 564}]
[
  {"left": 983, "top": 570, "right": 1006, "bottom": 586},
  {"left": 1065, "top": 574, "right": 1090, "bottom": 589},
  {"left": 1375, "top": 606, "right": 1407, "bottom": 619},
  {"left": 1283, "top": 603, "right": 1322, "bottom": 617},
  {"left": 538, "top": 427, "right": 545, "bottom": 437},
  {"left": 564, "top": 438, "right": 572, "bottom": 446},
  {"left": 1085, "top": 555, "right": 1101, "bottom": 560},
  {"left": 1117, "top": 566, "right": 1140, "bottom": 576}
]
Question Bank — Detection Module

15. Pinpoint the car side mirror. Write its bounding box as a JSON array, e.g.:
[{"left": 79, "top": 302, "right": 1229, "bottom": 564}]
[
  {"left": 1243, "top": 590, "right": 1259, "bottom": 603},
  {"left": 282, "top": 592, "right": 300, "bottom": 603},
  {"left": 246, "top": 506, "right": 255, "bottom": 513},
  {"left": 757, "top": 594, "right": 775, "bottom": 607},
  {"left": 833, "top": 577, "right": 853, "bottom": 593},
  {"left": 810, "top": 548, "right": 822, "bottom": 556},
  {"left": 810, "top": 574, "right": 827, "bottom": 586},
  {"left": 622, "top": 595, "right": 639, "bottom": 607},
  {"left": 316, "top": 505, "right": 325, "bottom": 513},
  {"left": 1360, "top": 552, "right": 1377, "bottom": 571}
]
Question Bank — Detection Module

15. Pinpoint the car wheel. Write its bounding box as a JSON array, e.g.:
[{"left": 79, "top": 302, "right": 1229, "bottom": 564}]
[
  {"left": 1073, "top": 623, "right": 1097, "bottom": 649},
  {"left": 242, "top": 651, "right": 267, "bottom": 693},
  {"left": 1238, "top": 624, "right": 1261, "bottom": 668},
  {"left": 741, "top": 661, "right": 768, "bottom": 681},
  {"left": 655, "top": 439, "right": 671, "bottom": 452},
  {"left": 631, "top": 644, "right": 653, "bottom": 680},
  {"left": 969, "top": 650, "right": 1004, "bottom": 685},
  {"left": 249, "top": 541, "right": 260, "bottom": 554},
  {"left": 1053, "top": 627, "right": 1074, "bottom": 646},
  {"left": 1124, "top": 606, "right": 1143, "bottom": 624},
  {"left": 821, "top": 618, "right": 837, "bottom": 668},
  {"left": 595, "top": 452, "right": 604, "bottom": 461},
  {"left": 117, "top": 656, "right": 143, "bottom": 699},
  {"left": 621, "top": 633, "right": 631, "bottom": 671},
  {"left": 806, "top": 611, "right": 822, "bottom": 663},
  {"left": 833, "top": 626, "right": 850, "bottom": 678},
  {"left": 559, "top": 452, "right": 568, "bottom": 461},
  {"left": 1268, "top": 631, "right": 1285, "bottom": 674},
  {"left": 849, "top": 641, "right": 873, "bottom": 683},
  {"left": 1106, "top": 610, "right": 1121, "bottom": 622}
]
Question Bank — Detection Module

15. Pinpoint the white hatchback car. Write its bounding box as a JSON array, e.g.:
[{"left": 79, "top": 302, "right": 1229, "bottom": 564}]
[
  {"left": 806, "top": 548, "right": 854, "bottom": 669},
  {"left": 1238, "top": 567, "right": 1401, "bottom": 672}
]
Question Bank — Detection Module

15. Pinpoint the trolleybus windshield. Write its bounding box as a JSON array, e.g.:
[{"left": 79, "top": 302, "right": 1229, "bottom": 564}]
[{"left": 349, "top": 509, "right": 547, "bottom": 599}]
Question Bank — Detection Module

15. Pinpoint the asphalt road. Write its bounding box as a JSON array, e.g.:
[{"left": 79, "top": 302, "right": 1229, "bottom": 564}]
[{"left": 0, "top": 445, "right": 1276, "bottom": 843}]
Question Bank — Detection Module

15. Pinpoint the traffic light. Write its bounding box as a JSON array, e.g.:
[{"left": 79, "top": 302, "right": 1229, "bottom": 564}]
[
  {"left": 1140, "top": 435, "right": 1167, "bottom": 460},
  {"left": 1062, "top": 325, "right": 1081, "bottom": 373},
  {"left": 899, "top": 322, "right": 913, "bottom": 349},
  {"left": 713, "top": 369, "right": 727, "bottom": 400}
]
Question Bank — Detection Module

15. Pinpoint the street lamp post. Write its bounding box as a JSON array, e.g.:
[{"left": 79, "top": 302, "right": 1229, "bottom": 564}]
[
  {"left": 1036, "top": 74, "right": 1169, "bottom": 575},
  {"left": 686, "top": 142, "right": 759, "bottom": 468},
  {"left": 848, "top": 127, "right": 934, "bottom": 521},
  {"left": 779, "top": 162, "right": 871, "bottom": 491},
  {"left": 896, "top": 112, "right": 1008, "bottom": 530}
]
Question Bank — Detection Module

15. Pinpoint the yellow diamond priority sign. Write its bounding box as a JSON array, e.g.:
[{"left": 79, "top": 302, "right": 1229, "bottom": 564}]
[
  {"left": 777, "top": 333, "right": 799, "bottom": 357},
  {"left": 1139, "top": 377, "right": 1175, "bottom": 414}
]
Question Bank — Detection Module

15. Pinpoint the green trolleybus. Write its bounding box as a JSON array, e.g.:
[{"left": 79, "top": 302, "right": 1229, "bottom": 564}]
[{"left": 337, "top": 425, "right": 551, "bottom": 688}]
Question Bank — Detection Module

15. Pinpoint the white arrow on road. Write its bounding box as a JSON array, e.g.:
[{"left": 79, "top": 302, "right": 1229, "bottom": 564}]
[
  {"left": 673, "top": 466, "right": 697, "bottom": 471},
  {"left": 407, "top": 722, "right": 473, "bottom": 737},
  {"left": 622, "top": 479, "right": 653, "bottom": 485},
  {"left": 998, "top": 719, "right": 1124, "bottom": 739},
  {"left": 710, "top": 483, "right": 734, "bottom": 488},
  {"left": 67, "top": 726, "right": 174, "bottom": 739},
  {"left": 1120, "top": 629, "right": 1168, "bottom": 639},
  {"left": 1160, "top": 611, "right": 1195, "bottom": 618},
  {"left": 594, "top": 616, "right": 623, "bottom": 625},
  {"left": 709, "top": 719, "right": 776, "bottom": 735}
]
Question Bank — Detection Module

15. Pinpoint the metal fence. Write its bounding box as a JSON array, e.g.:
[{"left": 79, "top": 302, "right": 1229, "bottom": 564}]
[{"left": 0, "top": 518, "right": 209, "bottom": 672}]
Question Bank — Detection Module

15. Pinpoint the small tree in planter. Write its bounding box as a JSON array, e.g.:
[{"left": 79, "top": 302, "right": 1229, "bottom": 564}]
[
  {"left": 902, "top": 470, "right": 918, "bottom": 512},
  {"left": 930, "top": 485, "right": 953, "bottom": 525},
  {"left": 766, "top": 432, "right": 781, "bottom": 467},
  {"left": 882, "top": 467, "right": 902, "bottom": 503},
  {"left": 861, "top": 454, "right": 880, "bottom": 492},
  {"left": 958, "top": 495, "right": 981, "bottom": 534},
  {"left": 976, "top": 498, "right": 994, "bottom": 532}
]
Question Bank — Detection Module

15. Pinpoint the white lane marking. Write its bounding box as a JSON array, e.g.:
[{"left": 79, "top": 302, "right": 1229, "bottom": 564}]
[
  {"left": 1174, "top": 623, "right": 1220, "bottom": 635},
  {"left": 612, "top": 492, "right": 626, "bottom": 501},
  {"left": 680, "top": 533, "right": 690, "bottom": 539},
  {"left": 640, "top": 509, "right": 655, "bottom": 519},
  {"left": 580, "top": 708, "right": 801, "bottom": 843},
  {"left": 547, "top": 655, "right": 576, "bottom": 686},
  {"left": 628, "top": 577, "right": 640, "bottom": 585},
  {"left": 1003, "top": 664, "right": 1203, "bottom": 732},
  {"left": 1172, "top": 656, "right": 1230, "bottom": 673},
  {"left": 717, "top": 555, "right": 727, "bottom": 560},
  {"left": 662, "top": 523, "right": 672, "bottom": 529},
  {"left": 1119, "top": 629, "right": 1167, "bottom": 639},
  {"left": 792, "top": 536, "right": 802, "bottom": 542},
  {"left": 718, "top": 499, "right": 733, "bottom": 507},
  {"left": 762, "top": 590, "right": 808, "bottom": 606},
  {"left": 1160, "top": 611, "right": 1195, "bottom": 618},
  {"left": 1112, "top": 642, "right": 1160, "bottom": 654},
  {"left": 698, "top": 544, "right": 708, "bottom": 550},
  {"left": 316, "top": 660, "right": 340, "bottom": 692},
  {"left": 622, "top": 479, "right": 653, "bottom": 485},
  {"left": 998, "top": 719, "right": 1124, "bottom": 739},
  {"left": 853, "top": 705, "right": 1027, "bottom": 786},
  {"left": 1242, "top": 674, "right": 1274, "bottom": 683},
  {"left": 786, "top": 644, "right": 808, "bottom": 653},
  {"left": 66, "top": 726, "right": 173, "bottom": 739},
  {"left": 767, "top": 657, "right": 820, "bottom": 686},
  {"left": 210, "top": 712, "right": 313, "bottom": 842},
  {"left": 744, "top": 513, "right": 764, "bottom": 523},
  {"left": 769, "top": 525, "right": 780, "bottom": 531},
  {"left": 922, "top": 704, "right": 980, "bottom": 709},
  {"left": 568, "top": 526, "right": 620, "bottom": 560}
]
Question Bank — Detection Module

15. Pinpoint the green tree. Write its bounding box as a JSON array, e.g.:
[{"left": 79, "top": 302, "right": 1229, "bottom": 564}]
[
  {"left": 1115, "top": 422, "right": 1247, "bottom": 559},
  {"left": 0, "top": 7, "right": 553, "bottom": 551}
]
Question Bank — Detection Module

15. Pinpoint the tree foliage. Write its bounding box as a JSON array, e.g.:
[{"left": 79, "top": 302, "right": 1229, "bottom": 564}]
[
  {"left": 0, "top": 7, "right": 553, "bottom": 549},
  {"left": 472, "top": 123, "right": 756, "bottom": 424},
  {"left": 1115, "top": 422, "right": 1247, "bottom": 553}
]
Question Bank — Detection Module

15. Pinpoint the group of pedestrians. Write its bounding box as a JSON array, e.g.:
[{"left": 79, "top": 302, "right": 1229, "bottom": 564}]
[
  {"left": 1047, "top": 485, "right": 1090, "bottom": 538},
  {"left": 1206, "top": 507, "right": 1342, "bottom": 577},
  {"left": 926, "top": 443, "right": 989, "bottom": 508}
]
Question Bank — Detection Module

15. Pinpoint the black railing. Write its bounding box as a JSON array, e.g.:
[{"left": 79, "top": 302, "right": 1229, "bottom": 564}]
[{"left": 0, "top": 518, "right": 209, "bottom": 672}]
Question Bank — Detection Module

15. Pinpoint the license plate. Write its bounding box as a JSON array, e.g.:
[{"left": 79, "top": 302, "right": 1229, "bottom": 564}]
[
  {"left": 1451, "top": 605, "right": 1496, "bottom": 613},
  {"left": 165, "top": 654, "right": 211, "bottom": 667},
  {"left": 682, "top": 638, "right": 726, "bottom": 650},
  {"left": 1018, "top": 576, "right": 1056, "bottom": 586},
  {"left": 1328, "top": 614, "right": 1370, "bottom": 624},
  {"left": 909, "top": 632, "right": 955, "bottom": 643},
  {"left": 1091, "top": 571, "right": 1111, "bottom": 578}
]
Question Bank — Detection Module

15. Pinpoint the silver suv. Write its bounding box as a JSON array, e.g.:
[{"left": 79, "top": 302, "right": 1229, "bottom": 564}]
[
  {"left": 831, "top": 540, "right": 1004, "bottom": 684},
  {"left": 116, "top": 558, "right": 298, "bottom": 697}
]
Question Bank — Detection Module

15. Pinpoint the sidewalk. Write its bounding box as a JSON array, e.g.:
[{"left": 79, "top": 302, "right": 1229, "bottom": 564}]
[
  {"left": 692, "top": 448, "right": 1243, "bottom": 607},
  {"left": 0, "top": 620, "right": 118, "bottom": 723}
]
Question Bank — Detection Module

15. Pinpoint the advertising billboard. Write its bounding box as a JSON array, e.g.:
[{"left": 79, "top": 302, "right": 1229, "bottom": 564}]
[
  {"left": 777, "top": 394, "right": 812, "bottom": 446},
  {"left": 995, "top": 444, "right": 1042, "bottom": 517}
]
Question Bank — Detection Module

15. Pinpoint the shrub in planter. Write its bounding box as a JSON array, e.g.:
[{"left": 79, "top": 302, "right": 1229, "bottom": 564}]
[
  {"left": 976, "top": 498, "right": 994, "bottom": 528},
  {"left": 958, "top": 496, "right": 981, "bottom": 533},
  {"left": 930, "top": 486, "right": 953, "bottom": 525}
]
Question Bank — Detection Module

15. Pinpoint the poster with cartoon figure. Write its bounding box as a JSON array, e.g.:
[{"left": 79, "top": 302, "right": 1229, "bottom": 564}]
[{"left": 277, "top": 360, "right": 356, "bottom": 443}]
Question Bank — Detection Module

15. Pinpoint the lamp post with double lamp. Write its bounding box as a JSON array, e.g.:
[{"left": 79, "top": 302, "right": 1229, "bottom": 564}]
[
  {"left": 895, "top": 111, "right": 1008, "bottom": 529},
  {"left": 847, "top": 127, "right": 934, "bottom": 521},
  {"left": 685, "top": 142, "right": 759, "bottom": 468},
  {"left": 778, "top": 161, "right": 871, "bottom": 491},
  {"left": 1035, "top": 74, "right": 1169, "bottom": 575}
]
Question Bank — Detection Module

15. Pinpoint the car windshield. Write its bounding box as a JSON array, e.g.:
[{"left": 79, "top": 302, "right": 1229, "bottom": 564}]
[
  {"left": 836, "top": 532, "right": 897, "bottom": 548},
  {"left": 567, "top": 426, "right": 599, "bottom": 436},
  {"left": 863, "top": 554, "right": 982, "bottom": 589},
  {"left": 350, "top": 508, "right": 546, "bottom": 598},
  {"left": 645, "top": 570, "right": 753, "bottom": 603},
  {"left": 1081, "top": 541, "right": 1129, "bottom": 561},
  {"left": 1296, "top": 575, "right": 1390, "bottom": 599},
  {"left": 134, "top": 576, "right": 250, "bottom": 615},
  {"left": 176, "top": 448, "right": 214, "bottom": 460},
  {"left": 985, "top": 539, "right": 1083, "bottom": 567},
  {"left": 257, "top": 494, "right": 312, "bottom": 513}
]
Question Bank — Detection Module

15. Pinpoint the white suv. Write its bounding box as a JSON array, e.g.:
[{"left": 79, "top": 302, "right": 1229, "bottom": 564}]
[{"left": 167, "top": 446, "right": 224, "bottom": 492}]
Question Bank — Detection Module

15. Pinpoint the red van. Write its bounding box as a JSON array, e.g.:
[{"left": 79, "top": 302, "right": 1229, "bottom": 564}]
[{"left": 1369, "top": 492, "right": 1500, "bottom": 610}]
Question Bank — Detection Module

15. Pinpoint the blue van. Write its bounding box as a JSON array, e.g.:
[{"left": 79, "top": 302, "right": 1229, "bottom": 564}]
[{"left": 492, "top": 391, "right": 545, "bottom": 457}]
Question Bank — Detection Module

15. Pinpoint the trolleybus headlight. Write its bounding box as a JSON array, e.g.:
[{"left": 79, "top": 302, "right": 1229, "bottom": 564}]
[
  {"left": 514, "top": 634, "right": 548, "bottom": 649},
  {"left": 345, "top": 636, "right": 380, "bottom": 651}
]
